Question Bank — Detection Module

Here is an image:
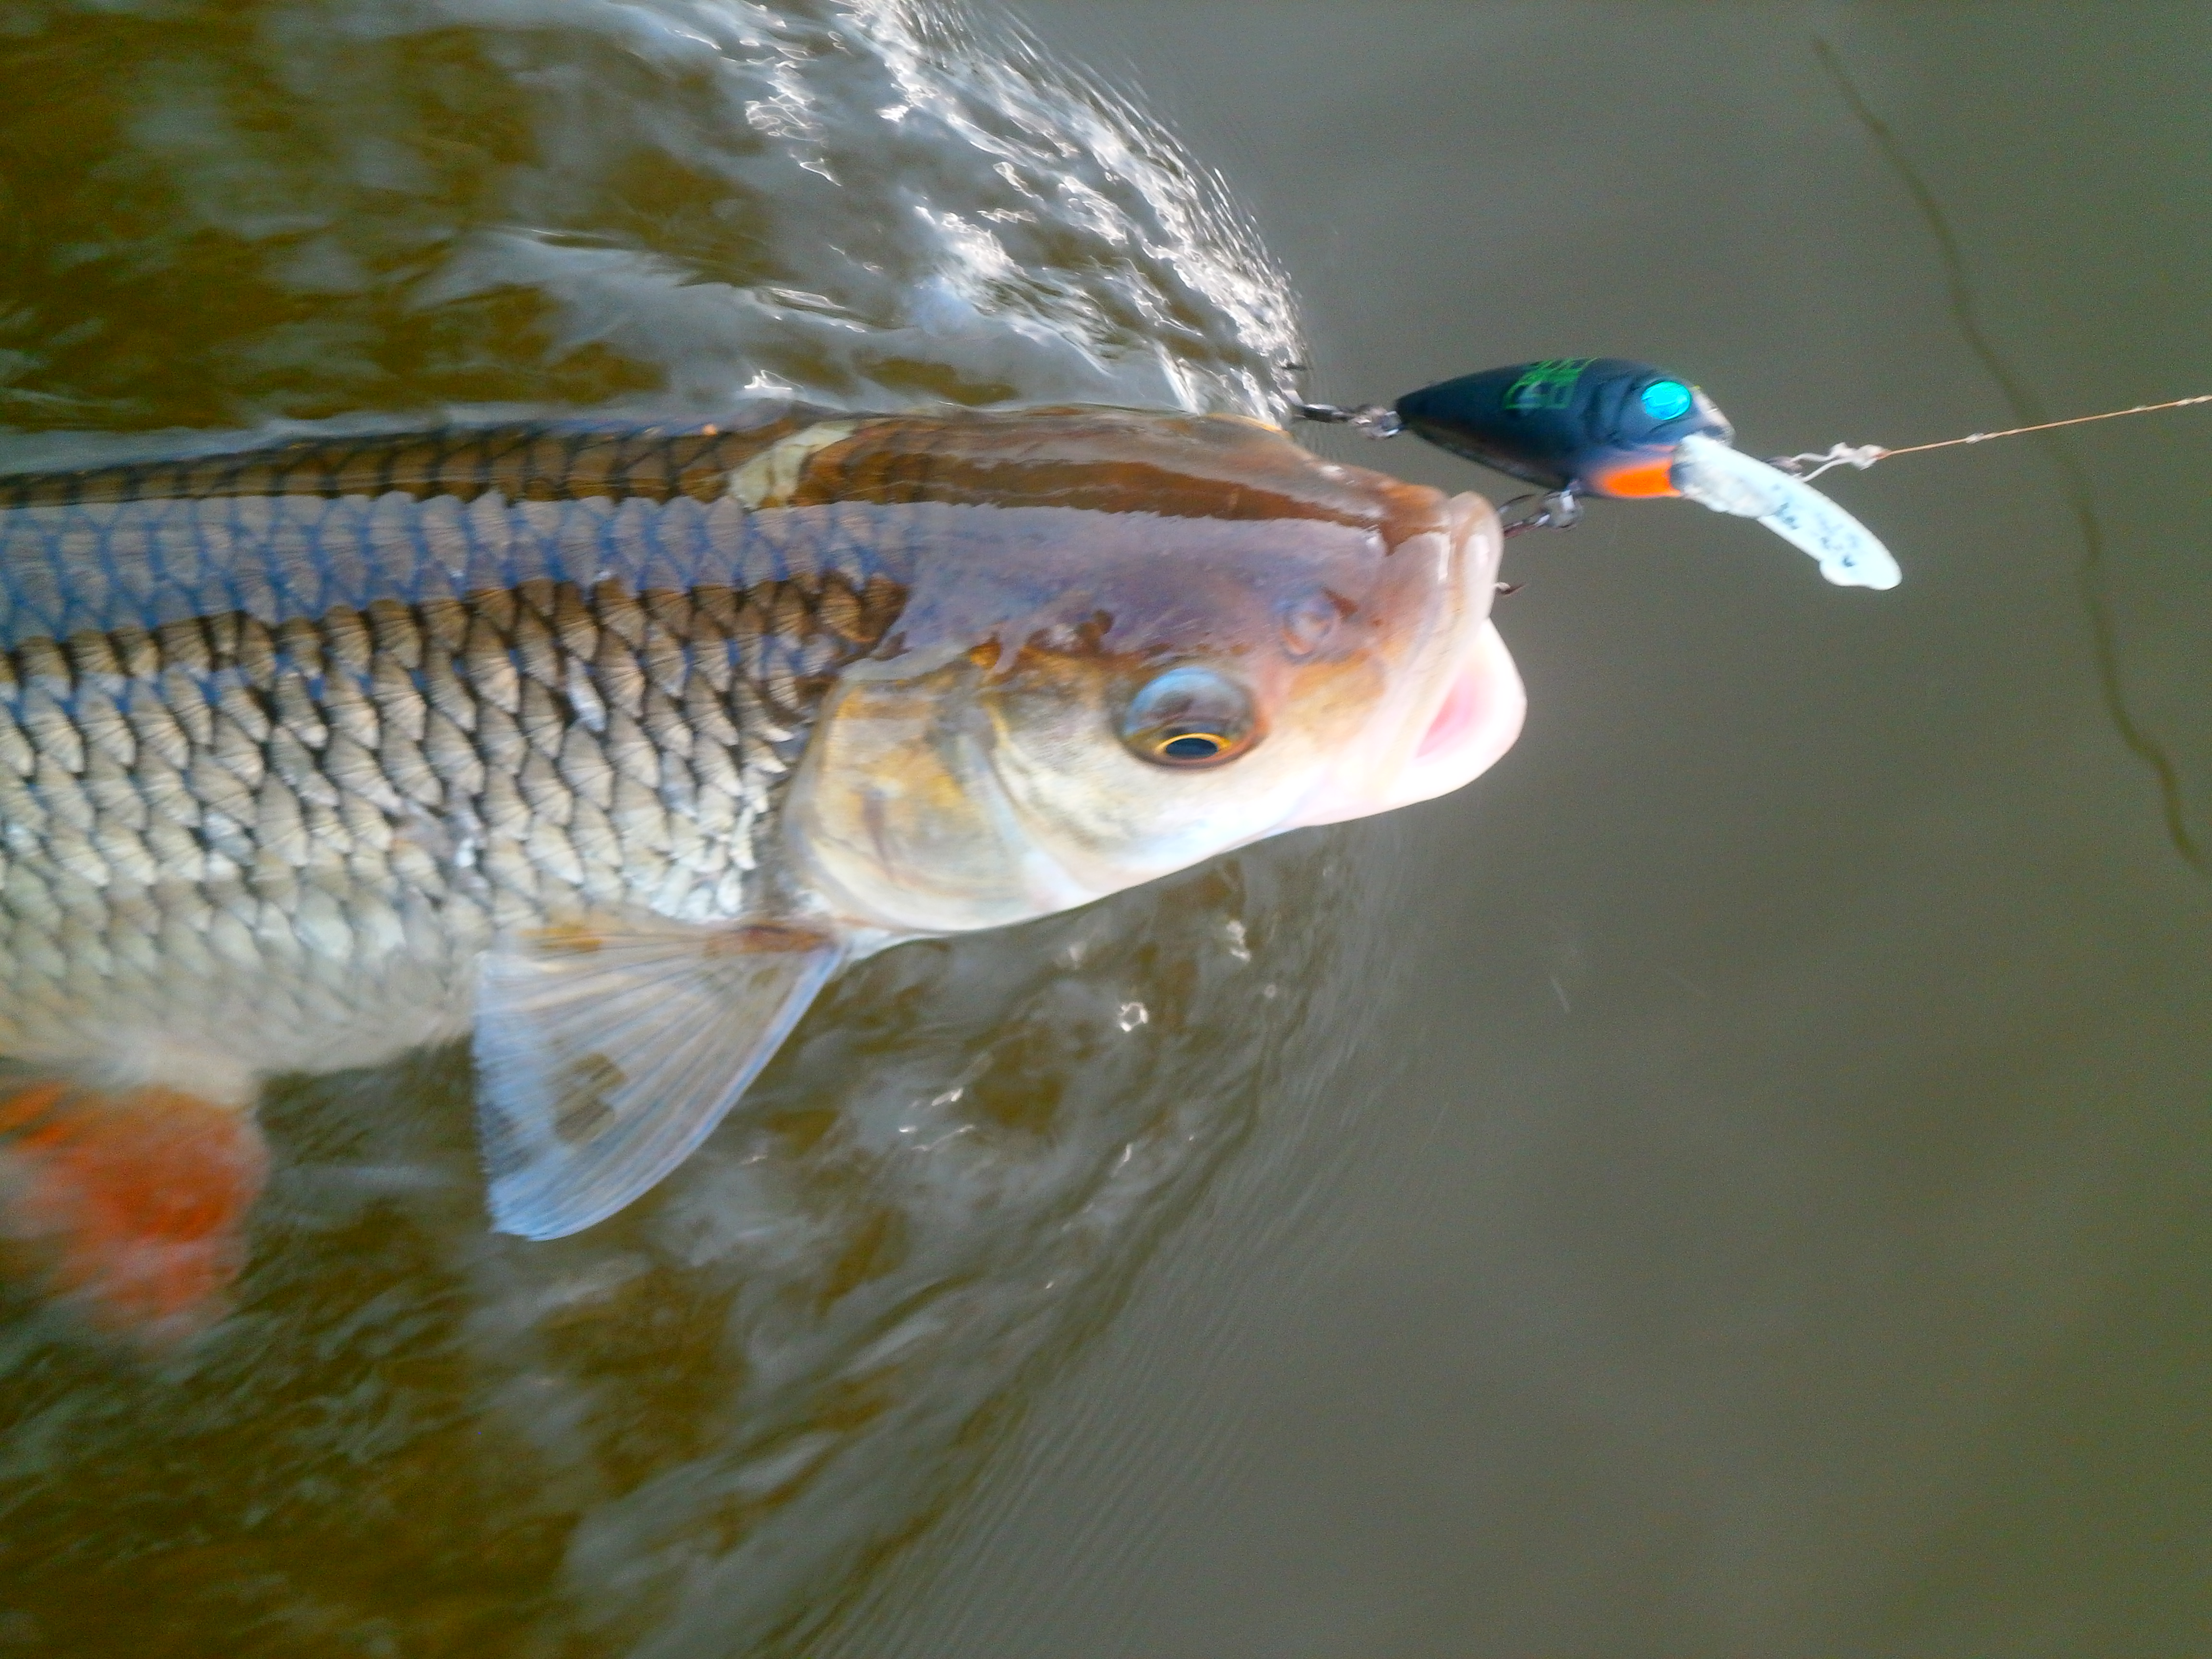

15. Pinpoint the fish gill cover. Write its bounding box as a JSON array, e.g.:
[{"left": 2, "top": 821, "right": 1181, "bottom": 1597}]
[{"left": 0, "top": 3, "right": 1367, "bottom": 1657}]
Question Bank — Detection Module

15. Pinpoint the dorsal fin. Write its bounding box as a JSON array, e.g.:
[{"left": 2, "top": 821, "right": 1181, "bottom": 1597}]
[{"left": 473, "top": 916, "right": 843, "bottom": 1239}]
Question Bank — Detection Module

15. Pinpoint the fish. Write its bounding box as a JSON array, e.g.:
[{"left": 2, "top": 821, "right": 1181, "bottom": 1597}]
[{"left": 0, "top": 402, "right": 1524, "bottom": 1338}]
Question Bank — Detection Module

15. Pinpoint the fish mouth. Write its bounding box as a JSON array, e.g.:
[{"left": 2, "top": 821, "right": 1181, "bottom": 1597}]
[
  {"left": 1389, "top": 620, "right": 1526, "bottom": 805},
  {"left": 1416, "top": 657, "right": 1485, "bottom": 759},
  {"left": 1288, "top": 491, "right": 1526, "bottom": 827}
]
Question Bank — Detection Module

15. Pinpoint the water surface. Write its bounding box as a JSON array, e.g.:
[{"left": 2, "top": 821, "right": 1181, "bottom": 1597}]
[
  {"left": 834, "top": 6, "right": 2212, "bottom": 1656},
  {"left": 4, "top": 3, "right": 2212, "bottom": 1658}
]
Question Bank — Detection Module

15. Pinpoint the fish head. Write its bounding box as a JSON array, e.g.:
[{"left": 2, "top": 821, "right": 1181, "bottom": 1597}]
[{"left": 783, "top": 411, "right": 1525, "bottom": 936}]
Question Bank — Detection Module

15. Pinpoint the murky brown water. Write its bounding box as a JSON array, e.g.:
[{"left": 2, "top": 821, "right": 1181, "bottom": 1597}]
[{"left": 5, "top": 2, "right": 2212, "bottom": 1657}]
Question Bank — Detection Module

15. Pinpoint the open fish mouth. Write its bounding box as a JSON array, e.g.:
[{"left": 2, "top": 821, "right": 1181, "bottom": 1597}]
[
  {"left": 1288, "top": 490, "right": 1525, "bottom": 827},
  {"left": 1397, "top": 620, "right": 1527, "bottom": 802}
]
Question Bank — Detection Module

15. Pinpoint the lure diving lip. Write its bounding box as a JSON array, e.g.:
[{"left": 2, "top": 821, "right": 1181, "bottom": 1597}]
[{"left": 1300, "top": 356, "right": 1902, "bottom": 590}]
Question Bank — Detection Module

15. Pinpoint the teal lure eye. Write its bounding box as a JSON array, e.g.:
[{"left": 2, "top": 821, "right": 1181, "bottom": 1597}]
[
  {"left": 1120, "top": 665, "right": 1260, "bottom": 768},
  {"left": 1639, "top": 379, "right": 1694, "bottom": 422}
]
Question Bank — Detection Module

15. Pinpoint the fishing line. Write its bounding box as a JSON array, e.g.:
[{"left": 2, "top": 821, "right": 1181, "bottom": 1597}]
[
  {"left": 1809, "top": 34, "right": 2209, "bottom": 879},
  {"left": 1774, "top": 393, "right": 2212, "bottom": 481},
  {"left": 1288, "top": 48, "right": 2209, "bottom": 873}
]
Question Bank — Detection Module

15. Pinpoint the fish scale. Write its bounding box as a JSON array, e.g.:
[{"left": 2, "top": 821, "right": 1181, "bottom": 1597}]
[
  {"left": 0, "top": 420, "right": 914, "bottom": 1082},
  {"left": 0, "top": 403, "right": 1507, "bottom": 1305}
]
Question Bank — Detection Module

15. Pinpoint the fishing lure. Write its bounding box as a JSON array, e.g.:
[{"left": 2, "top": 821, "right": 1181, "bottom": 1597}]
[
  {"left": 1302, "top": 359, "right": 2212, "bottom": 596},
  {"left": 1299, "top": 356, "right": 1900, "bottom": 589}
]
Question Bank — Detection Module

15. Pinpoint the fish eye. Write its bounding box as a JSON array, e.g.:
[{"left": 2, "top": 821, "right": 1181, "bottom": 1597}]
[{"left": 1119, "top": 665, "right": 1260, "bottom": 769}]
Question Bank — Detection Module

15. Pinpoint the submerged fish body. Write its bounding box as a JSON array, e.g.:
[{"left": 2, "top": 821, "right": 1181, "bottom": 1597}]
[
  {"left": 0, "top": 403, "right": 1521, "bottom": 1333},
  {"left": 0, "top": 410, "right": 911, "bottom": 1092}
]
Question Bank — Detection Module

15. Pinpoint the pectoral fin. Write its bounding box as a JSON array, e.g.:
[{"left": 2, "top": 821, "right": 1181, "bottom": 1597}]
[{"left": 473, "top": 917, "right": 843, "bottom": 1240}]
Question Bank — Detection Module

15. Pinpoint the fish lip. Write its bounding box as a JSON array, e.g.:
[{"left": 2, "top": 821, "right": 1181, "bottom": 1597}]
[
  {"left": 1416, "top": 657, "right": 1484, "bottom": 759},
  {"left": 1386, "top": 490, "right": 1525, "bottom": 808},
  {"left": 1400, "top": 619, "right": 1526, "bottom": 797},
  {"left": 1286, "top": 491, "right": 1524, "bottom": 826}
]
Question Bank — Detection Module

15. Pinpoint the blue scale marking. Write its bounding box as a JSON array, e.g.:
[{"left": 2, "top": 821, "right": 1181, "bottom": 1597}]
[
  {"left": 0, "top": 479, "right": 937, "bottom": 659},
  {"left": 188, "top": 490, "right": 248, "bottom": 637},
  {"left": 79, "top": 500, "right": 133, "bottom": 642}
]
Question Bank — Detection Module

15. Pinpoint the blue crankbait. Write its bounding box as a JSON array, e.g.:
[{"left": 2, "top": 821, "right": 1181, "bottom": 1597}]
[
  {"left": 1395, "top": 357, "right": 1734, "bottom": 500},
  {"left": 1298, "top": 357, "right": 1902, "bottom": 590}
]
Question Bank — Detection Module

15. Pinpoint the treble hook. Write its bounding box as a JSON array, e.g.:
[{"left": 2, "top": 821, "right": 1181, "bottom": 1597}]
[
  {"left": 1499, "top": 488, "right": 1581, "bottom": 538},
  {"left": 1290, "top": 399, "right": 1404, "bottom": 439}
]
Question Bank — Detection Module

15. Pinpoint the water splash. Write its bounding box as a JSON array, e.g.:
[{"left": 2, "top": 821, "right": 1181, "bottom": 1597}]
[{"left": 0, "top": 0, "right": 1302, "bottom": 447}]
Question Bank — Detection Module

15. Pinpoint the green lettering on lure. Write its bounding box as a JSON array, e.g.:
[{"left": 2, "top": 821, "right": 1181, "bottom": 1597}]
[{"left": 1502, "top": 359, "right": 1594, "bottom": 413}]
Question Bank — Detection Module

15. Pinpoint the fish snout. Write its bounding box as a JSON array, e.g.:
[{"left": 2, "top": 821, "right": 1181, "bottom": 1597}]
[{"left": 1289, "top": 490, "right": 1525, "bottom": 827}]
